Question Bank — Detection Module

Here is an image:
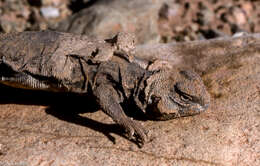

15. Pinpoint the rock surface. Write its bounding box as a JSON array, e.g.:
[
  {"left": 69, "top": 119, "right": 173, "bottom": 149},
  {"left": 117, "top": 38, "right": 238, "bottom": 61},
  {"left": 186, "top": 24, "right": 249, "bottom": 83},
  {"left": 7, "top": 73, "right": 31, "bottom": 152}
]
[
  {"left": 54, "top": 0, "right": 260, "bottom": 43},
  {"left": 0, "top": 0, "right": 71, "bottom": 33},
  {"left": 40, "top": 6, "right": 60, "bottom": 18},
  {"left": 0, "top": 34, "right": 259, "bottom": 166},
  {"left": 1, "top": 0, "right": 260, "bottom": 43},
  {"left": 54, "top": 0, "right": 167, "bottom": 44}
]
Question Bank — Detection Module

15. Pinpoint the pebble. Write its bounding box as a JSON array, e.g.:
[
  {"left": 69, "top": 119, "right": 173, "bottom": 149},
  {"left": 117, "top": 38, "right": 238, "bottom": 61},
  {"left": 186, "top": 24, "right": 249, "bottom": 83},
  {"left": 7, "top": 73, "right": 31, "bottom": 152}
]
[
  {"left": 40, "top": 6, "right": 60, "bottom": 18},
  {"left": 233, "top": 7, "right": 247, "bottom": 25}
]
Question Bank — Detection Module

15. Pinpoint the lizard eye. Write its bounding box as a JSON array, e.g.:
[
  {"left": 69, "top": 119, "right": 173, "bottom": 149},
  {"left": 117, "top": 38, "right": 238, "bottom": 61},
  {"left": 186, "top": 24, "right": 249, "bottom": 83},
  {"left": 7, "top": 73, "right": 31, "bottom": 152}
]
[
  {"left": 174, "top": 83, "right": 193, "bottom": 102},
  {"left": 180, "top": 94, "right": 192, "bottom": 102}
]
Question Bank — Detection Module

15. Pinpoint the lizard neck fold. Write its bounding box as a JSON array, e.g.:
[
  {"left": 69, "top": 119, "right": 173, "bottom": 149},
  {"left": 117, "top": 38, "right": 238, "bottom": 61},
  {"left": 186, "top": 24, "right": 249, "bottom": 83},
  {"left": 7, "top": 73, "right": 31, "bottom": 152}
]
[{"left": 133, "top": 70, "right": 158, "bottom": 113}]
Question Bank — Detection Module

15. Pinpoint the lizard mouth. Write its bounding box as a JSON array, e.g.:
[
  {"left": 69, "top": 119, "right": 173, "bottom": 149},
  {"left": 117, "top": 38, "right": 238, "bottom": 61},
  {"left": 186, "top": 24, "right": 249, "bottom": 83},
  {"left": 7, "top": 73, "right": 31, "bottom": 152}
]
[{"left": 146, "top": 97, "right": 209, "bottom": 121}]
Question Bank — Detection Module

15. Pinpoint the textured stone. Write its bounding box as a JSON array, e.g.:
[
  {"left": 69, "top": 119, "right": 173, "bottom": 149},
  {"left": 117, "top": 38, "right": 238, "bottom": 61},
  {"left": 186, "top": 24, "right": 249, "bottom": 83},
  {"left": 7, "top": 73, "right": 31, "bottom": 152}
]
[
  {"left": 40, "top": 6, "right": 60, "bottom": 18},
  {"left": 55, "top": 0, "right": 172, "bottom": 44}
]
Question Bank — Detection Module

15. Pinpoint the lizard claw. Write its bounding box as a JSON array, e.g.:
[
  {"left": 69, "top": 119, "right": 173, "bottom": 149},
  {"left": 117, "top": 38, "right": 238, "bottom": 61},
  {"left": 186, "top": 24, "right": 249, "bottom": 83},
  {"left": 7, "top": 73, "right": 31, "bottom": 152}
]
[{"left": 124, "top": 119, "right": 148, "bottom": 145}]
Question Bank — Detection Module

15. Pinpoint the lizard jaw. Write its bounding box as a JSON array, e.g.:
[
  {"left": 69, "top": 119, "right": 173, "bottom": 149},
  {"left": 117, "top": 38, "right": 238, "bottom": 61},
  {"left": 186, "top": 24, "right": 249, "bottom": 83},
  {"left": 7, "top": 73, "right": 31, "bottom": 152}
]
[{"left": 146, "top": 97, "right": 209, "bottom": 121}]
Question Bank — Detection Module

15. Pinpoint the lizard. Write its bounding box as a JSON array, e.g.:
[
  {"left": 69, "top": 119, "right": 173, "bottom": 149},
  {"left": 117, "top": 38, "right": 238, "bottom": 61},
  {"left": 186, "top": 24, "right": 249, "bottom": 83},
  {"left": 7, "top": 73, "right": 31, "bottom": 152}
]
[{"left": 0, "top": 30, "right": 210, "bottom": 145}]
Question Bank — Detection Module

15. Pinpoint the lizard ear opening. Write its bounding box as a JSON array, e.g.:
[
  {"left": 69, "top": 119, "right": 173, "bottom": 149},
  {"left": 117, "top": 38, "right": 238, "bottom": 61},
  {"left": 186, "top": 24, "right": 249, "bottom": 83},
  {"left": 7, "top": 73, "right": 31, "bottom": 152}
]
[
  {"left": 146, "top": 95, "right": 164, "bottom": 120},
  {"left": 150, "top": 95, "right": 161, "bottom": 104}
]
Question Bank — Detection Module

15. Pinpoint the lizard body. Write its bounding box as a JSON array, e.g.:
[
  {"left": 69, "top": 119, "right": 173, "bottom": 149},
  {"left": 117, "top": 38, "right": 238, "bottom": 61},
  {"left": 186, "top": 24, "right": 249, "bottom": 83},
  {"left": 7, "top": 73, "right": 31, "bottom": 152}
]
[{"left": 0, "top": 31, "right": 210, "bottom": 144}]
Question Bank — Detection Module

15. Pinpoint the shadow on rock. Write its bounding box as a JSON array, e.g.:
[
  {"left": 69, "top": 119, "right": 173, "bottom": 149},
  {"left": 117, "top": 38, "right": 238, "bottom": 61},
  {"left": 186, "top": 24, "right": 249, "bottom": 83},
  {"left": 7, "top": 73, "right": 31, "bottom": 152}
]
[
  {"left": 0, "top": 84, "right": 145, "bottom": 146},
  {"left": 45, "top": 105, "right": 124, "bottom": 144}
]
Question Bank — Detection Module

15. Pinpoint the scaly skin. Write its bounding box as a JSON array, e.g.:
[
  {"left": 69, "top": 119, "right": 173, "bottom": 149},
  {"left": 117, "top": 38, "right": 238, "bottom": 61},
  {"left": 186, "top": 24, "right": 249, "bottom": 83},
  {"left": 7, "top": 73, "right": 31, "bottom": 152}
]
[{"left": 0, "top": 31, "right": 210, "bottom": 145}]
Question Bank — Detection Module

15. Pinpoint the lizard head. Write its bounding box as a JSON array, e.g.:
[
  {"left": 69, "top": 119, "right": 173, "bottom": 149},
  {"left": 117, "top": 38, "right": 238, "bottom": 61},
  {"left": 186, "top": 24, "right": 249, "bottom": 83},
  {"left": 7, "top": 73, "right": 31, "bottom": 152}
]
[{"left": 145, "top": 69, "right": 210, "bottom": 120}]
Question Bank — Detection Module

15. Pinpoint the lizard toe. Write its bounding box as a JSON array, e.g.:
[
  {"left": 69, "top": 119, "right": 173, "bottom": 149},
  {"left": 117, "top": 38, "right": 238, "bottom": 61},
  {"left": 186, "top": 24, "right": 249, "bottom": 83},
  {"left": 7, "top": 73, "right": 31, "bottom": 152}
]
[{"left": 126, "top": 119, "right": 148, "bottom": 144}]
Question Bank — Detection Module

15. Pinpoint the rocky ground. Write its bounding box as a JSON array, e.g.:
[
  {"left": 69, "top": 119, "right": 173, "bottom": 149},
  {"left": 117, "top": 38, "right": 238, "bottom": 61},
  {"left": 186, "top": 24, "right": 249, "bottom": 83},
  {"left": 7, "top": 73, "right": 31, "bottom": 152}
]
[
  {"left": 1, "top": 0, "right": 260, "bottom": 43},
  {"left": 0, "top": 0, "right": 259, "bottom": 166}
]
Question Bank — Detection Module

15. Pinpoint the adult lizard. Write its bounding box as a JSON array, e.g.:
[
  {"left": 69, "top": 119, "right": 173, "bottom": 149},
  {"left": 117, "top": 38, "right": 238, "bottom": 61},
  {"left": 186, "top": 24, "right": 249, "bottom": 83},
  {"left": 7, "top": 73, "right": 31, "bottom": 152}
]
[{"left": 0, "top": 31, "right": 210, "bottom": 145}]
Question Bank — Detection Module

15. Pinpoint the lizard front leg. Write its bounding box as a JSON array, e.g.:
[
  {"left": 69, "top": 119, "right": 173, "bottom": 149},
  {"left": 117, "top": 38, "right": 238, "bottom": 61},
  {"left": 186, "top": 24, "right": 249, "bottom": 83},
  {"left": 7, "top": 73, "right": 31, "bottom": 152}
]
[{"left": 93, "top": 83, "right": 148, "bottom": 144}]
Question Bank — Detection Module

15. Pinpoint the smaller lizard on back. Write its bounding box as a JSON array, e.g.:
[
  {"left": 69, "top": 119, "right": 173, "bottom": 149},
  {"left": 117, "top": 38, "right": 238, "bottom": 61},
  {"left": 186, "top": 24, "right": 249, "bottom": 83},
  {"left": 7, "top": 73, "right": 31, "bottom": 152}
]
[{"left": 0, "top": 31, "right": 210, "bottom": 145}]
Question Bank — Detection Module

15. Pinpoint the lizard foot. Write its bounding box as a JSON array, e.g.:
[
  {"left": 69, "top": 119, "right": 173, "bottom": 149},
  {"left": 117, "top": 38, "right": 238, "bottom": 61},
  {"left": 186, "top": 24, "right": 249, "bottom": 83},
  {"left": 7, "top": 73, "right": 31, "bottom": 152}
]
[{"left": 123, "top": 118, "right": 148, "bottom": 145}]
